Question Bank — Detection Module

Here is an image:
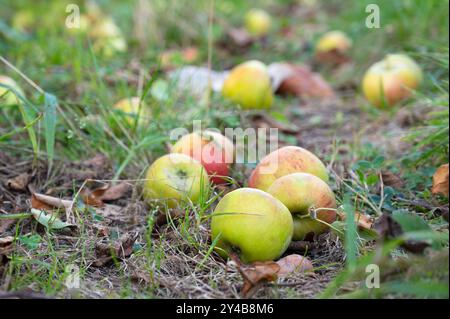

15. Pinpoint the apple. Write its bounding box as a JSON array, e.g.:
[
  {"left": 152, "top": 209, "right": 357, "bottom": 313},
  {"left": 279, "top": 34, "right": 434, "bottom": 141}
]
[
  {"left": 315, "top": 30, "right": 352, "bottom": 54},
  {"left": 267, "top": 173, "right": 337, "bottom": 240},
  {"left": 112, "top": 97, "right": 150, "bottom": 125},
  {"left": 211, "top": 188, "right": 293, "bottom": 263},
  {"left": 222, "top": 60, "right": 273, "bottom": 110},
  {"left": 89, "top": 17, "right": 127, "bottom": 56},
  {"left": 248, "top": 146, "right": 329, "bottom": 192},
  {"left": 244, "top": 9, "right": 272, "bottom": 37},
  {"left": 362, "top": 53, "right": 422, "bottom": 108},
  {"left": 0, "top": 76, "right": 24, "bottom": 106},
  {"left": 143, "top": 153, "right": 210, "bottom": 208},
  {"left": 171, "top": 131, "right": 234, "bottom": 184}
]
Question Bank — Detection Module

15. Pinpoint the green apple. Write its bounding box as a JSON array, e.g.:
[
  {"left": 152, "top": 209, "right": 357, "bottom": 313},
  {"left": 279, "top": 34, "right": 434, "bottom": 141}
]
[
  {"left": 143, "top": 153, "right": 210, "bottom": 208},
  {"left": 0, "top": 76, "right": 24, "bottom": 106},
  {"left": 244, "top": 9, "right": 272, "bottom": 37},
  {"left": 211, "top": 188, "right": 293, "bottom": 263},
  {"left": 248, "top": 146, "right": 329, "bottom": 192},
  {"left": 362, "top": 53, "right": 422, "bottom": 108},
  {"left": 315, "top": 30, "right": 352, "bottom": 54},
  {"left": 222, "top": 60, "right": 273, "bottom": 110},
  {"left": 267, "top": 173, "right": 337, "bottom": 240}
]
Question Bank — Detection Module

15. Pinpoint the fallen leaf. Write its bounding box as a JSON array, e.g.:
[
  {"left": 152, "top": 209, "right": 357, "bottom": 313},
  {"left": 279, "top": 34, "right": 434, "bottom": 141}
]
[
  {"left": 82, "top": 154, "right": 109, "bottom": 170},
  {"left": 96, "top": 182, "right": 132, "bottom": 202},
  {"left": 6, "top": 173, "right": 32, "bottom": 191},
  {"left": 0, "top": 236, "right": 14, "bottom": 264},
  {"left": 229, "top": 253, "right": 280, "bottom": 298},
  {"left": 337, "top": 210, "right": 374, "bottom": 231},
  {"left": 381, "top": 170, "right": 405, "bottom": 189},
  {"left": 93, "top": 232, "right": 138, "bottom": 267},
  {"left": 268, "top": 63, "right": 335, "bottom": 99},
  {"left": 31, "top": 193, "right": 72, "bottom": 211},
  {"left": 314, "top": 49, "right": 351, "bottom": 65},
  {"left": 276, "top": 254, "right": 314, "bottom": 277},
  {"left": 31, "top": 209, "right": 74, "bottom": 231},
  {"left": 432, "top": 164, "right": 449, "bottom": 197},
  {"left": 0, "top": 219, "right": 16, "bottom": 234}
]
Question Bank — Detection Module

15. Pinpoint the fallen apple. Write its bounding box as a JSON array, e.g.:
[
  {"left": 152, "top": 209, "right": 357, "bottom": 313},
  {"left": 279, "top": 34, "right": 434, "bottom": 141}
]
[
  {"left": 89, "top": 17, "right": 127, "bottom": 56},
  {"left": 222, "top": 60, "right": 273, "bottom": 110},
  {"left": 113, "top": 97, "right": 149, "bottom": 125},
  {"left": 171, "top": 131, "right": 234, "bottom": 184},
  {"left": 143, "top": 153, "right": 210, "bottom": 208},
  {"left": 211, "top": 188, "right": 293, "bottom": 263},
  {"left": 362, "top": 53, "right": 422, "bottom": 108},
  {"left": 0, "top": 76, "right": 24, "bottom": 106},
  {"left": 267, "top": 173, "right": 337, "bottom": 240},
  {"left": 248, "top": 146, "right": 329, "bottom": 191},
  {"left": 244, "top": 8, "right": 272, "bottom": 37},
  {"left": 315, "top": 30, "right": 352, "bottom": 54}
]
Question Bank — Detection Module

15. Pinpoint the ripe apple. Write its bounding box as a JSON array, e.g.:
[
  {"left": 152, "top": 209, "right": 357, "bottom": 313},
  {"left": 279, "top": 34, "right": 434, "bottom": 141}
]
[
  {"left": 143, "top": 153, "right": 210, "bottom": 208},
  {"left": 171, "top": 131, "right": 234, "bottom": 184},
  {"left": 315, "top": 30, "right": 352, "bottom": 54},
  {"left": 362, "top": 54, "right": 422, "bottom": 108},
  {"left": 0, "top": 76, "right": 24, "bottom": 106},
  {"left": 244, "top": 9, "right": 272, "bottom": 37},
  {"left": 267, "top": 173, "right": 337, "bottom": 240},
  {"left": 222, "top": 60, "right": 273, "bottom": 110},
  {"left": 248, "top": 146, "right": 329, "bottom": 192},
  {"left": 211, "top": 188, "right": 293, "bottom": 263}
]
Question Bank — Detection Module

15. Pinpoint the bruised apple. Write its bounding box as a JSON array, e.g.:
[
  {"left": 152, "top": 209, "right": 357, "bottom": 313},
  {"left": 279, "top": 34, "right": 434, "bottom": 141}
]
[
  {"left": 171, "top": 131, "right": 234, "bottom": 184},
  {"left": 315, "top": 30, "right": 352, "bottom": 54},
  {"left": 244, "top": 8, "right": 272, "bottom": 37},
  {"left": 362, "top": 54, "right": 422, "bottom": 108},
  {"left": 248, "top": 146, "right": 329, "bottom": 191},
  {"left": 222, "top": 60, "right": 273, "bottom": 110},
  {"left": 0, "top": 76, "right": 24, "bottom": 106},
  {"left": 267, "top": 173, "right": 337, "bottom": 240},
  {"left": 143, "top": 153, "right": 210, "bottom": 208},
  {"left": 211, "top": 188, "right": 293, "bottom": 263}
]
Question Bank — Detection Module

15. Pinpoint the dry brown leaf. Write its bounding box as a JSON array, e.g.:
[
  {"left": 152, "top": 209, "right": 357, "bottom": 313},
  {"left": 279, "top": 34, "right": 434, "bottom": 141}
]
[
  {"left": 314, "top": 49, "right": 351, "bottom": 65},
  {"left": 276, "top": 254, "right": 314, "bottom": 277},
  {"left": 337, "top": 211, "right": 374, "bottom": 230},
  {"left": 0, "top": 219, "right": 16, "bottom": 234},
  {"left": 93, "top": 233, "right": 137, "bottom": 267},
  {"left": 81, "top": 182, "right": 132, "bottom": 207},
  {"left": 269, "top": 63, "right": 335, "bottom": 99},
  {"left": 432, "top": 164, "right": 449, "bottom": 197},
  {"left": 31, "top": 193, "right": 72, "bottom": 211},
  {"left": 99, "top": 182, "right": 132, "bottom": 201},
  {"left": 6, "top": 173, "right": 32, "bottom": 191},
  {"left": 0, "top": 236, "right": 14, "bottom": 261},
  {"left": 229, "top": 253, "right": 280, "bottom": 298},
  {"left": 381, "top": 170, "right": 405, "bottom": 189}
]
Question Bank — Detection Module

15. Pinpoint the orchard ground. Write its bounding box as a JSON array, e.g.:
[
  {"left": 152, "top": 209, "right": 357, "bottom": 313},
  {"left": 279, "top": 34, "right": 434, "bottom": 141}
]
[{"left": 0, "top": 0, "right": 448, "bottom": 298}]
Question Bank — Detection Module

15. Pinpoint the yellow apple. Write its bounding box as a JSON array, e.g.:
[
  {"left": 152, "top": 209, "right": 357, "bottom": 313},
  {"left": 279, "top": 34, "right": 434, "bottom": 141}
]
[
  {"left": 211, "top": 188, "right": 293, "bottom": 263},
  {"left": 0, "top": 76, "right": 24, "bottom": 106},
  {"left": 244, "top": 9, "right": 272, "bottom": 37},
  {"left": 362, "top": 54, "right": 422, "bottom": 108},
  {"left": 112, "top": 97, "right": 150, "bottom": 125},
  {"left": 267, "top": 173, "right": 337, "bottom": 240},
  {"left": 222, "top": 60, "right": 273, "bottom": 110},
  {"left": 248, "top": 146, "right": 329, "bottom": 192},
  {"left": 143, "top": 153, "right": 210, "bottom": 208},
  {"left": 171, "top": 131, "right": 234, "bottom": 184},
  {"left": 315, "top": 30, "right": 352, "bottom": 54}
]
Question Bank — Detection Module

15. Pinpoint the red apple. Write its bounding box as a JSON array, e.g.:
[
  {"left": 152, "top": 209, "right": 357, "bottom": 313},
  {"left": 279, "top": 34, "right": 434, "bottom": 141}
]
[{"left": 171, "top": 131, "right": 234, "bottom": 184}]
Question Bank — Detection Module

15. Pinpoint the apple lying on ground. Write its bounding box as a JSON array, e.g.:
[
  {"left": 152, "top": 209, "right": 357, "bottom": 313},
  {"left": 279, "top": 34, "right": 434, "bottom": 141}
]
[
  {"left": 143, "top": 153, "right": 210, "bottom": 208},
  {"left": 362, "top": 54, "right": 422, "bottom": 108},
  {"left": 171, "top": 131, "right": 234, "bottom": 184},
  {"left": 267, "top": 173, "right": 337, "bottom": 240},
  {"left": 113, "top": 97, "right": 149, "bottom": 125},
  {"left": 244, "top": 8, "right": 272, "bottom": 37},
  {"left": 315, "top": 30, "right": 352, "bottom": 54},
  {"left": 248, "top": 146, "right": 329, "bottom": 192},
  {"left": 222, "top": 60, "right": 273, "bottom": 110},
  {"left": 89, "top": 17, "right": 127, "bottom": 56},
  {"left": 211, "top": 188, "right": 293, "bottom": 263},
  {"left": 0, "top": 76, "right": 24, "bottom": 106}
]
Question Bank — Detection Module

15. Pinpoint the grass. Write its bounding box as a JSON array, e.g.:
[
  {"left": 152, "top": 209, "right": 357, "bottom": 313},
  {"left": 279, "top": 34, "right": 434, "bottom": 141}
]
[{"left": 0, "top": 0, "right": 449, "bottom": 298}]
